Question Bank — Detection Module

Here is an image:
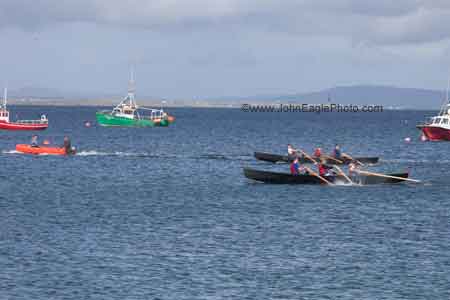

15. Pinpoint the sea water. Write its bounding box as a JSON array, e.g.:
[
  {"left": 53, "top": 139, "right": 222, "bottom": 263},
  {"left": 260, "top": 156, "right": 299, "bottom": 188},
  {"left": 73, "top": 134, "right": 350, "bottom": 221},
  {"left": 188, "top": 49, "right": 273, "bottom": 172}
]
[{"left": 0, "top": 106, "right": 449, "bottom": 299}]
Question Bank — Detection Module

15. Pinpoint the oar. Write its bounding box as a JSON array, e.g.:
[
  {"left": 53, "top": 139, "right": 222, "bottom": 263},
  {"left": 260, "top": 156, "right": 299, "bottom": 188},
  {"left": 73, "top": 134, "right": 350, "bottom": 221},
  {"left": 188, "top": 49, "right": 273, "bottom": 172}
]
[
  {"left": 355, "top": 169, "right": 421, "bottom": 183},
  {"left": 333, "top": 165, "right": 353, "bottom": 185},
  {"left": 296, "top": 148, "right": 318, "bottom": 165},
  {"left": 296, "top": 148, "right": 334, "bottom": 185},
  {"left": 322, "top": 154, "right": 343, "bottom": 164},
  {"left": 305, "top": 166, "right": 334, "bottom": 185},
  {"left": 342, "top": 153, "right": 364, "bottom": 166}
]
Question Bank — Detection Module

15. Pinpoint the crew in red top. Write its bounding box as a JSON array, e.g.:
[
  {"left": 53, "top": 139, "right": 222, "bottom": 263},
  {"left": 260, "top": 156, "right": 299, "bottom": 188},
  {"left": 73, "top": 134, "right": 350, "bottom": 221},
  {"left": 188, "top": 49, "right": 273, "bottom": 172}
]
[
  {"left": 318, "top": 159, "right": 334, "bottom": 177},
  {"left": 314, "top": 147, "right": 322, "bottom": 158},
  {"left": 318, "top": 164, "right": 327, "bottom": 176}
]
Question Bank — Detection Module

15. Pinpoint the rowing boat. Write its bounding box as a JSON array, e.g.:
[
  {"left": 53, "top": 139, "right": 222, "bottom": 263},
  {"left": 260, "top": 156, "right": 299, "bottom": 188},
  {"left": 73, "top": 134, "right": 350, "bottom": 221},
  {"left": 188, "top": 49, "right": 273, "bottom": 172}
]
[
  {"left": 254, "top": 152, "right": 379, "bottom": 165},
  {"left": 243, "top": 168, "right": 408, "bottom": 185}
]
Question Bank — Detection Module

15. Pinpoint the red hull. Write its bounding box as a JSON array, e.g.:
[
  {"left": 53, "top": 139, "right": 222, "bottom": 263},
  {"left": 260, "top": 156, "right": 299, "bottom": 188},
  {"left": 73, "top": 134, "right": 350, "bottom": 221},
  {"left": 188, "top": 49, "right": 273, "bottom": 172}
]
[
  {"left": 419, "top": 126, "right": 450, "bottom": 141},
  {"left": 0, "top": 120, "right": 48, "bottom": 130}
]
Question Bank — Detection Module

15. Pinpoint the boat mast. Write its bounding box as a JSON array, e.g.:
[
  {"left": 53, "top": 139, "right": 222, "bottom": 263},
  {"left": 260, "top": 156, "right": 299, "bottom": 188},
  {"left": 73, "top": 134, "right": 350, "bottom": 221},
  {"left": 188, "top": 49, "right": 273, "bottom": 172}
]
[
  {"left": 445, "top": 78, "right": 450, "bottom": 102},
  {"left": 2, "top": 87, "right": 6, "bottom": 109},
  {"left": 442, "top": 78, "right": 450, "bottom": 115},
  {"left": 438, "top": 78, "right": 450, "bottom": 116},
  {"left": 127, "top": 67, "right": 136, "bottom": 108},
  {"left": 445, "top": 78, "right": 450, "bottom": 115}
]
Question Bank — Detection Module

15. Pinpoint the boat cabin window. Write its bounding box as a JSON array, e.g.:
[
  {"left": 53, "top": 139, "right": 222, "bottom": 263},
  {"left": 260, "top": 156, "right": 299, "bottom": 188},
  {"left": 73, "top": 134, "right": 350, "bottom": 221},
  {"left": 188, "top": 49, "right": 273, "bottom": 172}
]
[
  {"left": 151, "top": 110, "right": 163, "bottom": 119},
  {"left": 435, "top": 118, "right": 441, "bottom": 124},
  {"left": 443, "top": 118, "right": 449, "bottom": 124}
]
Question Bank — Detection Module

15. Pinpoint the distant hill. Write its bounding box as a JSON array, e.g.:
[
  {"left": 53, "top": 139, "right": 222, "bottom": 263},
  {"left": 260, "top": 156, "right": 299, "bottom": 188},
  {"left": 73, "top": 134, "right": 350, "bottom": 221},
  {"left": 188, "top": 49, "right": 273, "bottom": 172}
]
[
  {"left": 269, "top": 85, "right": 445, "bottom": 109},
  {"left": 4, "top": 84, "right": 448, "bottom": 109},
  {"left": 7, "top": 87, "right": 65, "bottom": 99}
]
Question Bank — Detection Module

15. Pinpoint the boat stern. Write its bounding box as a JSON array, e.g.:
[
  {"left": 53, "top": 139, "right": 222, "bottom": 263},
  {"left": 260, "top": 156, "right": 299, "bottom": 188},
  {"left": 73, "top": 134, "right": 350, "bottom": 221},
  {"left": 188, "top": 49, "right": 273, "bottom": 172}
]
[{"left": 419, "top": 125, "right": 450, "bottom": 141}]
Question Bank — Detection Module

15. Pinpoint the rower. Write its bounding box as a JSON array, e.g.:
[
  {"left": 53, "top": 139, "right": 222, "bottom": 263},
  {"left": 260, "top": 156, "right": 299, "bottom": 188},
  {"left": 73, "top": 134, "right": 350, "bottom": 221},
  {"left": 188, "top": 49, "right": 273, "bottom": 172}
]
[
  {"left": 333, "top": 144, "right": 342, "bottom": 159},
  {"left": 30, "top": 135, "right": 39, "bottom": 147},
  {"left": 348, "top": 162, "right": 360, "bottom": 182},
  {"left": 288, "top": 144, "right": 306, "bottom": 161},
  {"left": 318, "top": 159, "right": 334, "bottom": 177},
  {"left": 290, "top": 157, "right": 301, "bottom": 175},
  {"left": 290, "top": 157, "right": 309, "bottom": 175},
  {"left": 63, "top": 136, "right": 72, "bottom": 154},
  {"left": 287, "top": 144, "right": 297, "bottom": 157},
  {"left": 314, "top": 147, "right": 322, "bottom": 158},
  {"left": 332, "top": 144, "right": 352, "bottom": 160}
]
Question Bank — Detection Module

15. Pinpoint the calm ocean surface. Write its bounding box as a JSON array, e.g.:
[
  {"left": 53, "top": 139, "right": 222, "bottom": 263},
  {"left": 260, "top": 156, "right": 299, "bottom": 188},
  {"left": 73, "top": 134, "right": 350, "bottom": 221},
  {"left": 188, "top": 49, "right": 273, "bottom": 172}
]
[{"left": 1, "top": 106, "right": 449, "bottom": 299}]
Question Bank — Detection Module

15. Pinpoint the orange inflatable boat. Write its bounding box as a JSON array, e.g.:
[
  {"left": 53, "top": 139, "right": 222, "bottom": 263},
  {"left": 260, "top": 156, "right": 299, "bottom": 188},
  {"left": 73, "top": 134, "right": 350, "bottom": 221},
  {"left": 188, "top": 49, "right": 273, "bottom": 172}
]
[{"left": 15, "top": 144, "right": 75, "bottom": 155}]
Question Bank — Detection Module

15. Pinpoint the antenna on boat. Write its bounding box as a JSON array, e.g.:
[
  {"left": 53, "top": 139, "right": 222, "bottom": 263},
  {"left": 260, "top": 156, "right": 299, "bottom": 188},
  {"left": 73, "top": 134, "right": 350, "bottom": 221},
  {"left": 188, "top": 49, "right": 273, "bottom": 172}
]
[
  {"left": 129, "top": 67, "right": 135, "bottom": 91},
  {"left": 127, "top": 66, "right": 136, "bottom": 107},
  {"left": 447, "top": 77, "right": 449, "bottom": 103},
  {"left": 438, "top": 78, "right": 450, "bottom": 116},
  {"left": 3, "top": 87, "right": 7, "bottom": 108}
]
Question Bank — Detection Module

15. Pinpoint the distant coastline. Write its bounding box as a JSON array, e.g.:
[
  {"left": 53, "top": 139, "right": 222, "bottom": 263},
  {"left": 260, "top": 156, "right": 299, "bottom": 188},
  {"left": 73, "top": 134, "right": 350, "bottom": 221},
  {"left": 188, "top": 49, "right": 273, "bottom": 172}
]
[
  {"left": 6, "top": 98, "right": 240, "bottom": 108},
  {"left": 4, "top": 84, "right": 445, "bottom": 110},
  {"left": 5, "top": 98, "right": 436, "bottom": 110}
]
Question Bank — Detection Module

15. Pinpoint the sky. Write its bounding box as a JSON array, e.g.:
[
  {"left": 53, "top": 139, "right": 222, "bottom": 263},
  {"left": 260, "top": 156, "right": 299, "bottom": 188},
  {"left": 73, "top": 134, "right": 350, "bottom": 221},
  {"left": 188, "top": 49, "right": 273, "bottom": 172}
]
[{"left": 1, "top": 0, "right": 450, "bottom": 99}]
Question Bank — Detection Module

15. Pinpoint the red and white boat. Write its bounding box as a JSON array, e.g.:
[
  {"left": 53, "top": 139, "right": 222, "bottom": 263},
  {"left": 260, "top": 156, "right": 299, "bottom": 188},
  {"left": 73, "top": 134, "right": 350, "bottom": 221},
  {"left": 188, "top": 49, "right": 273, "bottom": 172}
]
[
  {"left": 0, "top": 88, "right": 48, "bottom": 131},
  {"left": 417, "top": 87, "right": 450, "bottom": 141}
]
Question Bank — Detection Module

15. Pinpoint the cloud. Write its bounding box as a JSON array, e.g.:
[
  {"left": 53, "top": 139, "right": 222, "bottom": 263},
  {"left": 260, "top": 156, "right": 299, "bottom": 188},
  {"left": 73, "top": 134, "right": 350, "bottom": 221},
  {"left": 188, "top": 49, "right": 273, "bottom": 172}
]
[
  {"left": 1, "top": 0, "right": 450, "bottom": 45},
  {"left": 369, "top": 7, "right": 450, "bottom": 44}
]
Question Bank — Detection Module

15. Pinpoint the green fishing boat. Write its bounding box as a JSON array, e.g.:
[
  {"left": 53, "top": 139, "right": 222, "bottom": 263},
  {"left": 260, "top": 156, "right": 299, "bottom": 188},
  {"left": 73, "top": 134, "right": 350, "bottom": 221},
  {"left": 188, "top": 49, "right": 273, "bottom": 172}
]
[{"left": 96, "top": 71, "right": 174, "bottom": 127}]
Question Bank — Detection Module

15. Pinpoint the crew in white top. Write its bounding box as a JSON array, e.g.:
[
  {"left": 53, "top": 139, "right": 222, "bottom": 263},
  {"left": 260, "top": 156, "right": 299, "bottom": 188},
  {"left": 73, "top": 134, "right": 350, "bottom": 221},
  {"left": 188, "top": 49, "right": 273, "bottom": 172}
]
[{"left": 287, "top": 144, "right": 297, "bottom": 156}]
